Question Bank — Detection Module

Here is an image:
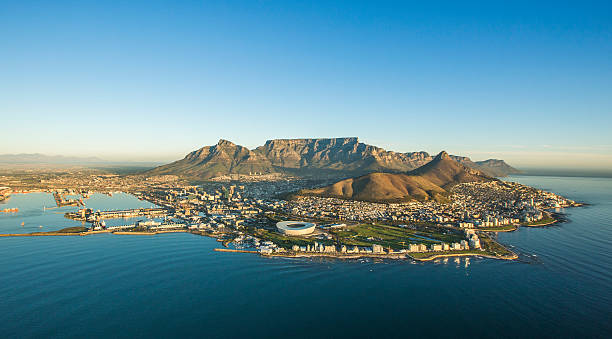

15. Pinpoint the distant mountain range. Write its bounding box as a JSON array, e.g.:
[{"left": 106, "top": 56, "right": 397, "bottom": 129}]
[
  {"left": 297, "top": 151, "right": 493, "bottom": 203},
  {"left": 146, "top": 138, "right": 520, "bottom": 179},
  {"left": 0, "top": 153, "right": 103, "bottom": 164}
]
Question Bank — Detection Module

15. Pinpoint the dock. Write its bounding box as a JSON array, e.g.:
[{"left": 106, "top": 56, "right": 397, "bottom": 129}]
[
  {"left": 213, "top": 248, "right": 259, "bottom": 254},
  {"left": 53, "top": 192, "right": 83, "bottom": 207},
  {"left": 65, "top": 207, "right": 168, "bottom": 221}
]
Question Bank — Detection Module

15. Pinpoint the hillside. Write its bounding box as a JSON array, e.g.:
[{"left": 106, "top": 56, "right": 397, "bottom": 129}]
[
  {"left": 297, "top": 151, "right": 493, "bottom": 203},
  {"left": 473, "top": 159, "right": 521, "bottom": 177},
  {"left": 147, "top": 140, "right": 273, "bottom": 179},
  {"left": 451, "top": 156, "right": 520, "bottom": 177},
  {"left": 255, "top": 137, "right": 431, "bottom": 175},
  {"left": 145, "top": 138, "right": 518, "bottom": 180}
]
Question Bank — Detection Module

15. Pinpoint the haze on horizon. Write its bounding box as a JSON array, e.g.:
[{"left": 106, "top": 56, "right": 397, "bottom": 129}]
[{"left": 1, "top": 1, "right": 611, "bottom": 170}]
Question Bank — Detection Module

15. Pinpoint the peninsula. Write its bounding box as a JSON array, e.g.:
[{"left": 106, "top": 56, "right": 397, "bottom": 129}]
[{"left": 0, "top": 138, "right": 579, "bottom": 262}]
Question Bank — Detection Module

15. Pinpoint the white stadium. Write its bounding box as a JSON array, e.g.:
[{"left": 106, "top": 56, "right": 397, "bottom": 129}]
[{"left": 276, "top": 221, "right": 316, "bottom": 236}]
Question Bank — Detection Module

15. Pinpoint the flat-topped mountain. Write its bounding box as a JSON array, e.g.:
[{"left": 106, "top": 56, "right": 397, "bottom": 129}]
[
  {"left": 297, "top": 151, "right": 493, "bottom": 203},
  {"left": 146, "top": 138, "right": 518, "bottom": 180},
  {"left": 255, "top": 137, "right": 431, "bottom": 174}
]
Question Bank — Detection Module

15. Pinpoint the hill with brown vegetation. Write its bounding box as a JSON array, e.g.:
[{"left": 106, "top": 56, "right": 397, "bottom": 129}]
[{"left": 297, "top": 151, "right": 493, "bottom": 203}]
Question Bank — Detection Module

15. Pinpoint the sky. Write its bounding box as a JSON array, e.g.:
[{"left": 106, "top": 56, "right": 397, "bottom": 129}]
[{"left": 1, "top": 0, "right": 611, "bottom": 169}]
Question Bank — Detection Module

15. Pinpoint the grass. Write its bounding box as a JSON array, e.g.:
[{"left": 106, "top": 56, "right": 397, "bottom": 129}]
[
  {"left": 477, "top": 224, "right": 518, "bottom": 232},
  {"left": 249, "top": 216, "right": 515, "bottom": 260},
  {"left": 410, "top": 233, "right": 516, "bottom": 260},
  {"left": 522, "top": 216, "right": 556, "bottom": 226},
  {"left": 478, "top": 233, "right": 515, "bottom": 257},
  {"left": 330, "top": 223, "right": 464, "bottom": 250}
]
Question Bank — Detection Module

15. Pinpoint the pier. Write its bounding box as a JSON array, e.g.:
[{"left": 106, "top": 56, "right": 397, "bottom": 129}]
[
  {"left": 66, "top": 207, "right": 169, "bottom": 221},
  {"left": 53, "top": 192, "right": 83, "bottom": 207},
  {"left": 214, "top": 248, "right": 259, "bottom": 254}
]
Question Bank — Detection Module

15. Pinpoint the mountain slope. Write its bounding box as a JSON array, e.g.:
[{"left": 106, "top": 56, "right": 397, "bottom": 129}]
[
  {"left": 473, "top": 159, "right": 521, "bottom": 177},
  {"left": 145, "top": 138, "right": 519, "bottom": 180},
  {"left": 451, "top": 156, "right": 520, "bottom": 177},
  {"left": 147, "top": 137, "right": 434, "bottom": 179},
  {"left": 255, "top": 137, "right": 431, "bottom": 174},
  {"left": 298, "top": 151, "right": 493, "bottom": 202},
  {"left": 147, "top": 139, "right": 273, "bottom": 179},
  {"left": 410, "top": 151, "right": 491, "bottom": 189}
]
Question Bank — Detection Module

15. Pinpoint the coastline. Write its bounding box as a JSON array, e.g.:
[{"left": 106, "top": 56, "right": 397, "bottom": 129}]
[
  {"left": 521, "top": 219, "right": 558, "bottom": 227},
  {"left": 0, "top": 229, "right": 190, "bottom": 237},
  {"left": 478, "top": 225, "right": 519, "bottom": 232},
  {"left": 215, "top": 247, "right": 518, "bottom": 262},
  {"left": 408, "top": 252, "right": 518, "bottom": 261}
]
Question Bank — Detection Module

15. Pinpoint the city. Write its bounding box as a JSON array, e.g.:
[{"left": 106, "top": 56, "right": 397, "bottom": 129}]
[
  {"left": 1, "top": 1, "right": 610, "bottom": 337},
  {"left": 0, "top": 168, "right": 579, "bottom": 261}
]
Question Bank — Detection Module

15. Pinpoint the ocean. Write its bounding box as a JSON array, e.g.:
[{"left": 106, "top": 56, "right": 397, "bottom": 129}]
[{"left": 1, "top": 176, "right": 611, "bottom": 338}]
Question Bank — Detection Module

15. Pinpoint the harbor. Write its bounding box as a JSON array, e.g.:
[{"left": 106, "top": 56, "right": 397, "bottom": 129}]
[{"left": 65, "top": 207, "right": 169, "bottom": 222}]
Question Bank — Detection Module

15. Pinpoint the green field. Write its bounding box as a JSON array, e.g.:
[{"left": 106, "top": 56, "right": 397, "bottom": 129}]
[
  {"left": 522, "top": 216, "right": 556, "bottom": 226},
  {"left": 478, "top": 233, "right": 515, "bottom": 257},
  {"left": 248, "top": 215, "right": 515, "bottom": 259},
  {"left": 477, "top": 224, "right": 518, "bottom": 232},
  {"left": 329, "top": 223, "right": 464, "bottom": 250}
]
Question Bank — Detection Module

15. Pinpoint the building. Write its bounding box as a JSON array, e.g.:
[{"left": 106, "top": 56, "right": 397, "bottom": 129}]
[
  {"left": 431, "top": 244, "right": 443, "bottom": 251},
  {"left": 276, "top": 221, "right": 316, "bottom": 235}
]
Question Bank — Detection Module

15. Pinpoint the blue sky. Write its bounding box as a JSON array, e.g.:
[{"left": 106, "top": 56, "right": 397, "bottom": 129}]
[{"left": 1, "top": 1, "right": 611, "bottom": 169}]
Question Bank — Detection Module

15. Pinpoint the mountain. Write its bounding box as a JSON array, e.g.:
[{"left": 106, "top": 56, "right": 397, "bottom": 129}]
[
  {"left": 0, "top": 153, "right": 103, "bottom": 164},
  {"left": 146, "top": 139, "right": 273, "bottom": 179},
  {"left": 451, "top": 156, "right": 520, "bottom": 177},
  {"left": 255, "top": 137, "right": 431, "bottom": 175},
  {"left": 147, "top": 137, "right": 433, "bottom": 179},
  {"left": 473, "top": 159, "right": 521, "bottom": 177},
  {"left": 297, "top": 151, "right": 493, "bottom": 203},
  {"left": 145, "top": 138, "right": 519, "bottom": 180}
]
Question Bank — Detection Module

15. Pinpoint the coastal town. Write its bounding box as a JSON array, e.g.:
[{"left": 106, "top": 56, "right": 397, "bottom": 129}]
[{"left": 0, "top": 168, "right": 580, "bottom": 261}]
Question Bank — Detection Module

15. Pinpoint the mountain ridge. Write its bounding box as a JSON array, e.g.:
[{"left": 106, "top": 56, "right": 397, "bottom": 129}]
[
  {"left": 297, "top": 151, "right": 493, "bottom": 203},
  {"left": 145, "top": 138, "right": 519, "bottom": 179}
]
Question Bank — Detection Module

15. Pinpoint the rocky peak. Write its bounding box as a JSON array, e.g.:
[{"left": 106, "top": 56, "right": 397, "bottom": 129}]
[
  {"left": 436, "top": 151, "right": 450, "bottom": 160},
  {"left": 216, "top": 139, "right": 236, "bottom": 147},
  {"left": 147, "top": 138, "right": 518, "bottom": 180},
  {"left": 262, "top": 137, "right": 358, "bottom": 148}
]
